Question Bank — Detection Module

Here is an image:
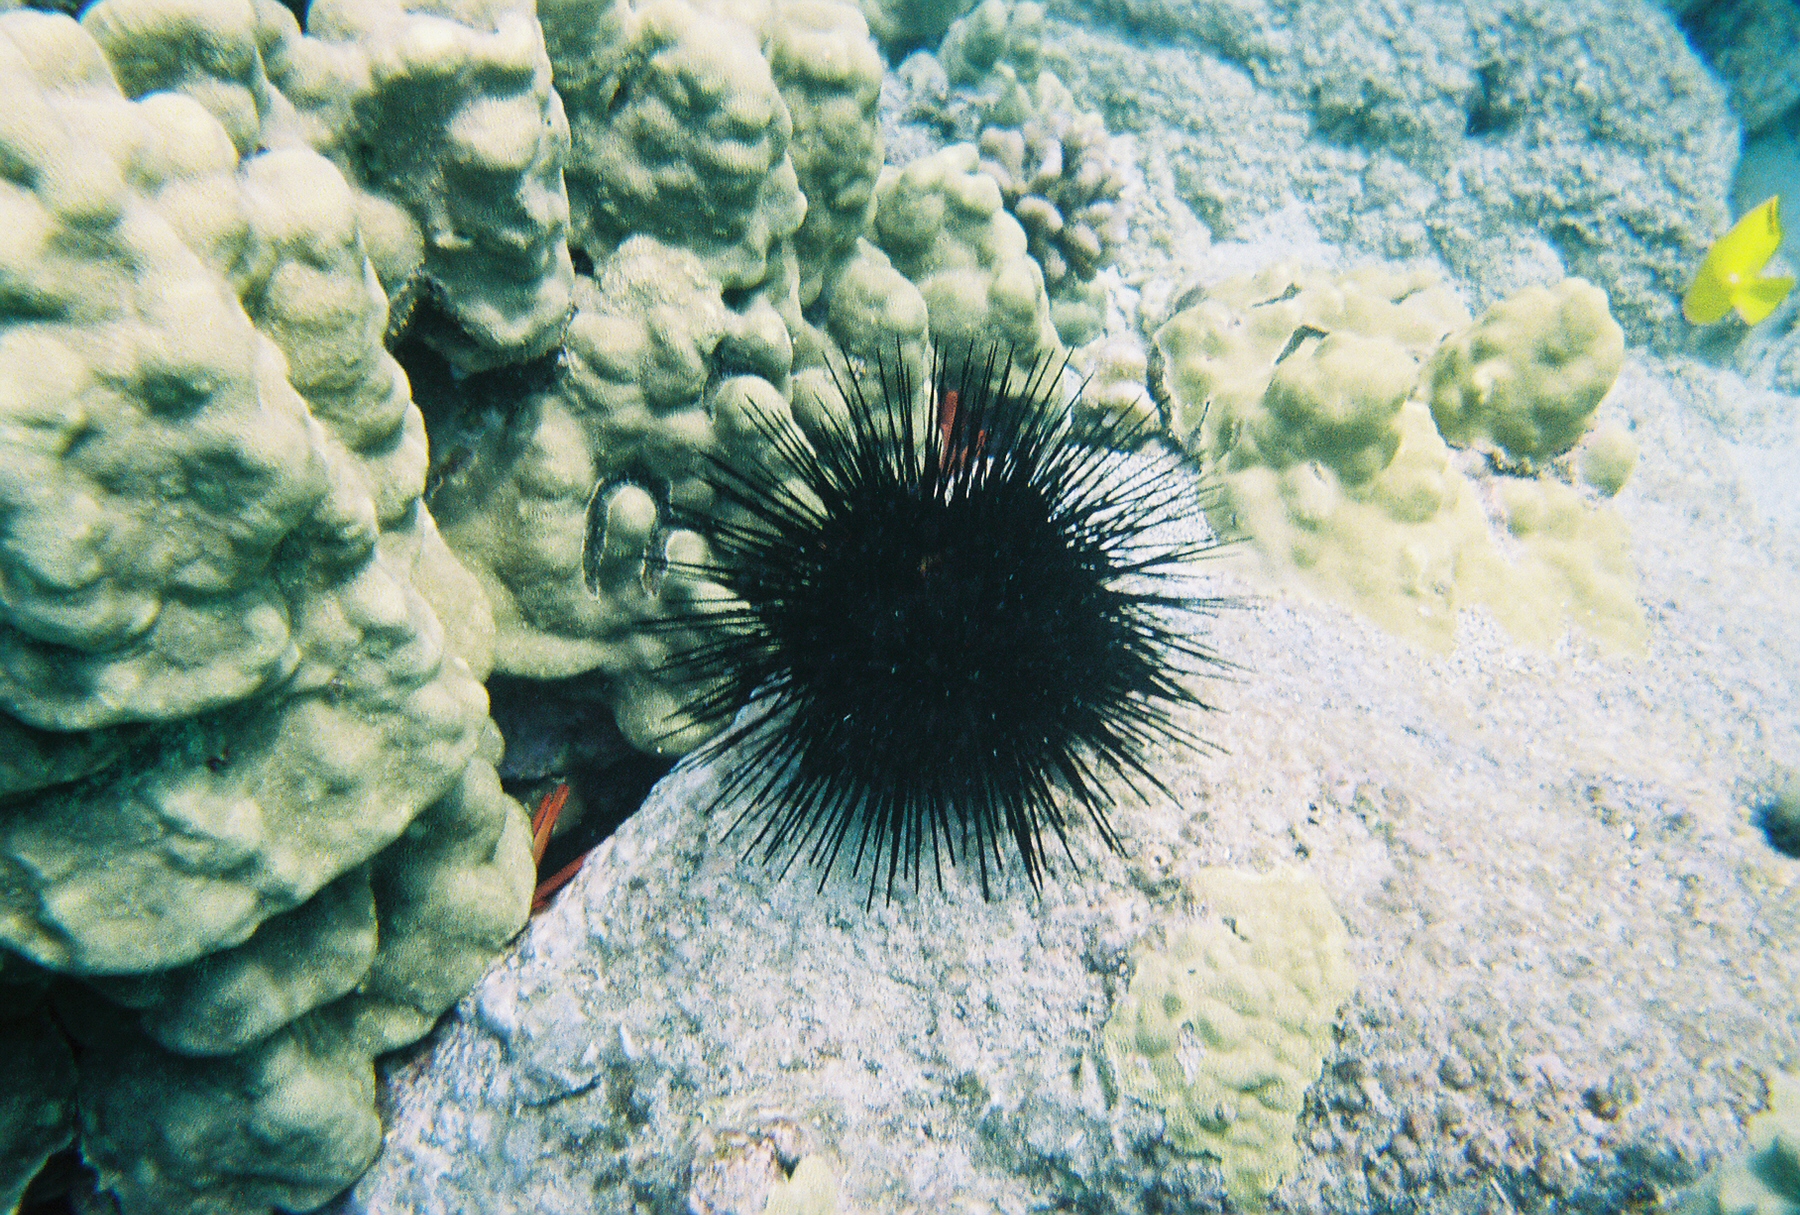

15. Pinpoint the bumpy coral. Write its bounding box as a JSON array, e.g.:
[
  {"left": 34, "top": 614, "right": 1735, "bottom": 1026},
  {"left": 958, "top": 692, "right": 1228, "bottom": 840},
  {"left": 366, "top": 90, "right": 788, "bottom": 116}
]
[
  {"left": 807, "top": 237, "right": 932, "bottom": 374},
  {"left": 0, "top": 8, "right": 533, "bottom": 1213},
  {"left": 418, "top": 0, "right": 931, "bottom": 751},
  {"left": 915, "top": 0, "right": 1129, "bottom": 342},
  {"left": 976, "top": 81, "right": 1125, "bottom": 292},
  {"left": 0, "top": 0, "right": 1106, "bottom": 1205},
  {"left": 1154, "top": 263, "right": 1644, "bottom": 651},
  {"left": 81, "top": 0, "right": 295, "bottom": 156},
  {"left": 871, "top": 142, "right": 1060, "bottom": 357},
  {"left": 424, "top": 236, "right": 797, "bottom": 751},
  {"left": 1101, "top": 867, "right": 1355, "bottom": 1210},
  {"left": 84, "top": 0, "right": 577, "bottom": 373},
  {"left": 64, "top": 735, "right": 530, "bottom": 1215},
  {"left": 937, "top": 0, "right": 1043, "bottom": 87},
  {"left": 548, "top": 0, "right": 805, "bottom": 294},
  {"left": 1426, "top": 277, "right": 1626, "bottom": 471},
  {"left": 763, "top": 0, "right": 886, "bottom": 308},
  {"left": 1071, "top": 332, "right": 1160, "bottom": 431},
  {"left": 854, "top": 0, "right": 974, "bottom": 56},
  {"left": 273, "top": 0, "right": 576, "bottom": 371}
]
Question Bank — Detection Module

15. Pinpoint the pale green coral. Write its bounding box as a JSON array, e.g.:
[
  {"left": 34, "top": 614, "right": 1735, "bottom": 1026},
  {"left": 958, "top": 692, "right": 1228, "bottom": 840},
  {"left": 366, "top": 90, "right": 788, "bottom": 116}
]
[
  {"left": 938, "top": 0, "right": 1042, "bottom": 87},
  {"left": 0, "top": 0, "right": 1147, "bottom": 1206},
  {"left": 1579, "top": 420, "right": 1639, "bottom": 498},
  {"left": 66, "top": 1004, "right": 385, "bottom": 1215},
  {"left": 83, "top": 0, "right": 578, "bottom": 373},
  {"left": 854, "top": 0, "right": 973, "bottom": 56},
  {"left": 0, "top": 59, "right": 487, "bottom": 969},
  {"left": 547, "top": 0, "right": 805, "bottom": 294},
  {"left": 1101, "top": 867, "right": 1355, "bottom": 1211},
  {"left": 1426, "top": 277, "right": 1625, "bottom": 471},
  {"left": 82, "top": 734, "right": 529, "bottom": 1058},
  {"left": 810, "top": 237, "right": 931, "bottom": 374},
  {"left": 425, "top": 235, "right": 794, "bottom": 751},
  {"left": 763, "top": 0, "right": 886, "bottom": 309},
  {"left": 0, "top": 18, "right": 336, "bottom": 731},
  {"left": 975, "top": 92, "right": 1125, "bottom": 345},
  {"left": 279, "top": 0, "right": 575, "bottom": 370},
  {"left": 426, "top": 0, "right": 927, "bottom": 752},
  {"left": 1154, "top": 263, "right": 1644, "bottom": 652},
  {"left": 1157, "top": 263, "right": 1463, "bottom": 455},
  {"left": 93, "top": 865, "right": 380, "bottom": 1057},
  {"left": 872, "top": 142, "right": 1060, "bottom": 358},
  {"left": 65, "top": 736, "right": 531, "bottom": 1215},
  {"left": 0, "top": 9, "right": 533, "bottom": 1213},
  {"left": 1255, "top": 331, "right": 1420, "bottom": 486},
  {"left": 81, "top": 0, "right": 292, "bottom": 156}
]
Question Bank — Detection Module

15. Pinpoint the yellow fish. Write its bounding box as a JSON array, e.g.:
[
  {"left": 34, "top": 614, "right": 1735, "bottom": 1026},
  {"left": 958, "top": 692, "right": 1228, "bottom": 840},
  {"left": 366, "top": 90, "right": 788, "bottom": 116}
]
[{"left": 1683, "top": 195, "right": 1796, "bottom": 325}]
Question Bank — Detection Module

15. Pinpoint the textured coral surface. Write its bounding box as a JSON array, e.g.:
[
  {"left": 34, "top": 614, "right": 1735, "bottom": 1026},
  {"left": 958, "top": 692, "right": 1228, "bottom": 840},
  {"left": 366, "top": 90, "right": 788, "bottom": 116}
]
[
  {"left": 0, "top": 6, "right": 534, "bottom": 1211},
  {"left": 5, "top": 0, "right": 1799, "bottom": 1212}
]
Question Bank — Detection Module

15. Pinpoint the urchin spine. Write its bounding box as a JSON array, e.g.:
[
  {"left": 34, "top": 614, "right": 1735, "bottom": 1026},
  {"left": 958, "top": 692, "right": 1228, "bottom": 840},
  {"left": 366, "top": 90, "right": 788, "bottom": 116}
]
[{"left": 650, "top": 346, "right": 1232, "bottom": 905}]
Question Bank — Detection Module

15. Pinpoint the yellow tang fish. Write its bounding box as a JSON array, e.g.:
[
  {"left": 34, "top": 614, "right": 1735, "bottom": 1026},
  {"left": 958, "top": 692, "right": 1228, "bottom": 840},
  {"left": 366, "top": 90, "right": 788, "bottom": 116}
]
[{"left": 1683, "top": 195, "right": 1796, "bottom": 326}]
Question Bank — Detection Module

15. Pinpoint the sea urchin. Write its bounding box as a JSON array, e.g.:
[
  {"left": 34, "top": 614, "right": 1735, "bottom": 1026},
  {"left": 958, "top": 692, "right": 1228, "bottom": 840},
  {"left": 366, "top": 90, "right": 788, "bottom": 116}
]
[{"left": 656, "top": 345, "right": 1230, "bottom": 905}]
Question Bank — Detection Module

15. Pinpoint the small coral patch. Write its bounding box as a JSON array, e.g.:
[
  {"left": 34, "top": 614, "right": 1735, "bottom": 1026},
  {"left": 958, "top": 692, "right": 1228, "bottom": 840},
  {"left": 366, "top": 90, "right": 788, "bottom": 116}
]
[{"left": 1100, "top": 866, "right": 1355, "bottom": 1211}]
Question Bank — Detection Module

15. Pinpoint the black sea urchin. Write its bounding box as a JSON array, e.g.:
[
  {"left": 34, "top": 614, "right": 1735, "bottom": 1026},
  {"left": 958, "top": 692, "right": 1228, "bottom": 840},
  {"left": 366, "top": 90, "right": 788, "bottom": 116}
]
[{"left": 657, "top": 346, "right": 1230, "bottom": 905}]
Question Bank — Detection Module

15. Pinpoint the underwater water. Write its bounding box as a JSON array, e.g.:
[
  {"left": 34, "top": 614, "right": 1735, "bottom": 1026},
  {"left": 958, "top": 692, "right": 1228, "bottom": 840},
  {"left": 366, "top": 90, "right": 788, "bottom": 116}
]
[{"left": 3, "top": 0, "right": 1799, "bottom": 1214}]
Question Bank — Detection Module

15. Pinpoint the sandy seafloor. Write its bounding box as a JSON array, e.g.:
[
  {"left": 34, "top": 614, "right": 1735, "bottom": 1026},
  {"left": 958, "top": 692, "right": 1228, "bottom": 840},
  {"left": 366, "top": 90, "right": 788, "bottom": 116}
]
[{"left": 339, "top": 17, "right": 1800, "bottom": 1215}]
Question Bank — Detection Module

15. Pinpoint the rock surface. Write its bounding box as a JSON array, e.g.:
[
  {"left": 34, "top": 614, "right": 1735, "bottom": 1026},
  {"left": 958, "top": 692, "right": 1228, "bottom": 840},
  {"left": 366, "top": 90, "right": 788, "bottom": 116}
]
[{"left": 343, "top": 339, "right": 1800, "bottom": 1211}]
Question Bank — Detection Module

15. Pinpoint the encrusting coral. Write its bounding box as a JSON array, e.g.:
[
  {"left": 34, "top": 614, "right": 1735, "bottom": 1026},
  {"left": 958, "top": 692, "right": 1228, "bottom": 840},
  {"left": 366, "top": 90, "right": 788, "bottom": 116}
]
[
  {"left": 1101, "top": 867, "right": 1356, "bottom": 1211},
  {"left": 1426, "top": 278, "right": 1628, "bottom": 471},
  {"left": 1153, "top": 264, "right": 1644, "bottom": 652}
]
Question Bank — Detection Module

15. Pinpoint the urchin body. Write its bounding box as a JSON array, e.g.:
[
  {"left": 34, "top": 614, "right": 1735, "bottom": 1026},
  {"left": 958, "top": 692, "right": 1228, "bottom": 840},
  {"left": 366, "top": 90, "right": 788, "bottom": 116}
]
[{"left": 660, "top": 348, "right": 1227, "bottom": 904}]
